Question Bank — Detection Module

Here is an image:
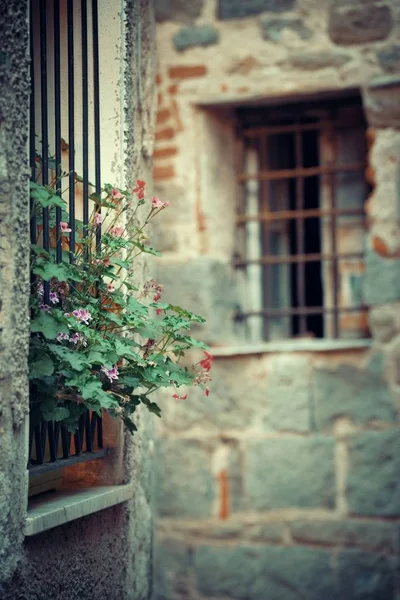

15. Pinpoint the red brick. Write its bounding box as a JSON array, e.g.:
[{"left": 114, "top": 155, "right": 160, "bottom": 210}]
[
  {"left": 154, "top": 164, "right": 175, "bottom": 181},
  {"left": 168, "top": 84, "right": 179, "bottom": 95},
  {"left": 154, "top": 147, "right": 178, "bottom": 160},
  {"left": 168, "top": 65, "right": 207, "bottom": 79},
  {"left": 156, "top": 73, "right": 162, "bottom": 85},
  {"left": 157, "top": 108, "right": 171, "bottom": 125},
  {"left": 155, "top": 127, "right": 175, "bottom": 141}
]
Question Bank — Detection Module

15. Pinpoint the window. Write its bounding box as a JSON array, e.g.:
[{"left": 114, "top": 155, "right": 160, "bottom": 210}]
[
  {"left": 29, "top": 0, "right": 106, "bottom": 479},
  {"left": 235, "top": 94, "right": 369, "bottom": 342}
]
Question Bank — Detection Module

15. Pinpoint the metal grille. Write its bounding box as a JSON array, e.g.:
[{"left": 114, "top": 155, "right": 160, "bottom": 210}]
[
  {"left": 29, "top": 0, "right": 104, "bottom": 473},
  {"left": 235, "top": 98, "right": 368, "bottom": 341}
]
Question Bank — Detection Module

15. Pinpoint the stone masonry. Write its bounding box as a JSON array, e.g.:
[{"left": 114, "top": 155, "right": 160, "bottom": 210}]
[{"left": 152, "top": 0, "right": 400, "bottom": 598}]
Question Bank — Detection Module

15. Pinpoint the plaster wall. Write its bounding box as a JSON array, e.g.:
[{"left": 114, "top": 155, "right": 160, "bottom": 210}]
[
  {"left": 151, "top": 1, "right": 400, "bottom": 598},
  {"left": 0, "top": 1, "right": 157, "bottom": 599}
]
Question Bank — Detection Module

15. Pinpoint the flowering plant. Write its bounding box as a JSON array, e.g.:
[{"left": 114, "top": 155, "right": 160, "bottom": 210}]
[{"left": 29, "top": 177, "right": 212, "bottom": 433}]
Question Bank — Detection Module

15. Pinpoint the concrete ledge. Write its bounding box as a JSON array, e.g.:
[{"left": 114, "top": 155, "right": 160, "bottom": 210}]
[
  {"left": 210, "top": 339, "right": 372, "bottom": 357},
  {"left": 25, "top": 484, "right": 133, "bottom": 536}
]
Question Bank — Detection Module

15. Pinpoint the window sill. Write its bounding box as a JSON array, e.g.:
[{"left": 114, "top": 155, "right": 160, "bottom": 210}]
[
  {"left": 210, "top": 338, "right": 372, "bottom": 357},
  {"left": 25, "top": 484, "right": 133, "bottom": 536}
]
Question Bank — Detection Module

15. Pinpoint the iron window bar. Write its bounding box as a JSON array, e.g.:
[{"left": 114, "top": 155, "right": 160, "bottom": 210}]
[
  {"left": 236, "top": 102, "right": 369, "bottom": 340},
  {"left": 29, "top": 0, "right": 105, "bottom": 474}
]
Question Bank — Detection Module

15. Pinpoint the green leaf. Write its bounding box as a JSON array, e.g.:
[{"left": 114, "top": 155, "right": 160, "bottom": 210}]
[
  {"left": 32, "top": 262, "right": 69, "bottom": 282},
  {"left": 115, "top": 339, "right": 141, "bottom": 360},
  {"left": 48, "top": 344, "right": 88, "bottom": 371},
  {"left": 29, "top": 353, "right": 55, "bottom": 379},
  {"left": 31, "top": 312, "right": 69, "bottom": 339},
  {"left": 140, "top": 395, "right": 162, "bottom": 417},
  {"left": 119, "top": 376, "right": 141, "bottom": 387},
  {"left": 111, "top": 258, "right": 131, "bottom": 269},
  {"left": 80, "top": 379, "right": 104, "bottom": 400},
  {"left": 42, "top": 407, "right": 71, "bottom": 422}
]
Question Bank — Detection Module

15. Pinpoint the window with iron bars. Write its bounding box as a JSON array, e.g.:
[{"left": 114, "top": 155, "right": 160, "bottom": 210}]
[
  {"left": 234, "top": 94, "right": 369, "bottom": 342},
  {"left": 29, "top": 0, "right": 106, "bottom": 478}
]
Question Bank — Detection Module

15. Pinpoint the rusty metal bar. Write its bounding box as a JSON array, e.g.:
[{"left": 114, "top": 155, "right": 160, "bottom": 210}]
[
  {"left": 326, "top": 123, "right": 340, "bottom": 337},
  {"left": 259, "top": 134, "right": 271, "bottom": 340},
  {"left": 237, "top": 161, "right": 365, "bottom": 183},
  {"left": 235, "top": 251, "right": 364, "bottom": 267},
  {"left": 239, "top": 305, "right": 367, "bottom": 318},
  {"left": 237, "top": 207, "right": 365, "bottom": 225},
  {"left": 295, "top": 130, "right": 306, "bottom": 334},
  {"left": 243, "top": 121, "right": 329, "bottom": 138}
]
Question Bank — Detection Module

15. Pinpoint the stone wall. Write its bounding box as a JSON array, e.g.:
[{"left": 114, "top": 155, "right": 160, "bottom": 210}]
[
  {"left": 0, "top": 1, "right": 157, "bottom": 599},
  {"left": 152, "top": 0, "right": 400, "bottom": 598}
]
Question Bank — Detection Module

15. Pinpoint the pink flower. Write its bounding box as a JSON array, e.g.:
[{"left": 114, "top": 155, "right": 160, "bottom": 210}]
[
  {"left": 56, "top": 332, "right": 69, "bottom": 342},
  {"left": 172, "top": 391, "right": 188, "bottom": 401},
  {"left": 60, "top": 222, "right": 72, "bottom": 233},
  {"left": 49, "top": 292, "right": 59, "bottom": 304},
  {"left": 110, "top": 226, "right": 124, "bottom": 237},
  {"left": 107, "top": 283, "right": 115, "bottom": 293},
  {"left": 204, "top": 387, "right": 210, "bottom": 397},
  {"left": 199, "top": 351, "right": 213, "bottom": 372},
  {"left": 101, "top": 365, "right": 119, "bottom": 383},
  {"left": 70, "top": 332, "right": 87, "bottom": 346},
  {"left": 72, "top": 308, "right": 93, "bottom": 324},
  {"left": 36, "top": 282, "right": 44, "bottom": 299},
  {"left": 133, "top": 179, "right": 146, "bottom": 199},
  {"left": 39, "top": 304, "right": 51, "bottom": 312},
  {"left": 111, "top": 188, "right": 124, "bottom": 201},
  {"left": 156, "top": 308, "right": 163, "bottom": 316},
  {"left": 102, "top": 257, "right": 111, "bottom": 267},
  {"left": 95, "top": 212, "right": 103, "bottom": 225},
  {"left": 143, "top": 279, "right": 163, "bottom": 300},
  {"left": 151, "top": 196, "right": 169, "bottom": 209}
]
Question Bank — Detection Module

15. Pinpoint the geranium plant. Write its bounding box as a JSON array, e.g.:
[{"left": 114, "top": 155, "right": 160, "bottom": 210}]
[{"left": 29, "top": 175, "right": 212, "bottom": 434}]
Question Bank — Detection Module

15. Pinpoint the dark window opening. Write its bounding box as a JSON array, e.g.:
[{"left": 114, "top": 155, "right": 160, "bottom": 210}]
[{"left": 235, "top": 94, "right": 369, "bottom": 341}]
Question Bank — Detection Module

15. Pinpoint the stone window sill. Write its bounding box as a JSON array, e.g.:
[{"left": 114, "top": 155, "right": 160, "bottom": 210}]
[
  {"left": 210, "top": 338, "right": 372, "bottom": 357},
  {"left": 25, "top": 484, "right": 133, "bottom": 536}
]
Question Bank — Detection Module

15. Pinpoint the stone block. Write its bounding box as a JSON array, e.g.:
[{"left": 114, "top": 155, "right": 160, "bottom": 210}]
[
  {"left": 153, "top": 538, "right": 192, "bottom": 600},
  {"left": 377, "top": 45, "right": 400, "bottom": 74},
  {"left": 194, "top": 545, "right": 336, "bottom": 600},
  {"left": 245, "top": 522, "right": 285, "bottom": 543},
  {"left": 369, "top": 306, "right": 398, "bottom": 343},
  {"left": 290, "top": 520, "right": 395, "bottom": 553},
  {"left": 287, "top": 51, "right": 351, "bottom": 70},
  {"left": 388, "top": 336, "right": 400, "bottom": 386},
  {"left": 346, "top": 430, "right": 400, "bottom": 516},
  {"left": 328, "top": 0, "right": 392, "bottom": 45},
  {"left": 362, "top": 76, "right": 400, "bottom": 128},
  {"left": 265, "top": 355, "right": 311, "bottom": 433},
  {"left": 156, "top": 354, "right": 270, "bottom": 432},
  {"left": 154, "top": 257, "right": 238, "bottom": 345},
  {"left": 313, "top": 363, "right": 395, "bottom": 430},
  {"left": 151, "top": 225, "right": 179, "bottom": 253},
  {"left": 154, "top": 0, "right": 204, "bottom": 23},
  {"left": 173, "top": 25, "right": 219, "bottom": 52},
  {"left": 218, "top": 0, "right": 296, "bottom": 21},
  {"left": 243, "top": 436, "right": 335, "bottom": 510},
  {"left": 337, "top": 549, "right": 396, "bottom": 599},
  {"left": 155, "top": 439, "right": 215, "bottom": 518},
  {"left": 363, "top": 246, "right": 400, "bottom": 304},
  {"left": 260, "top": 16, "right": 312, "bottom": 42}
]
